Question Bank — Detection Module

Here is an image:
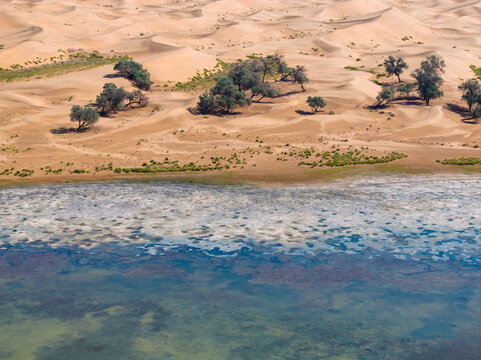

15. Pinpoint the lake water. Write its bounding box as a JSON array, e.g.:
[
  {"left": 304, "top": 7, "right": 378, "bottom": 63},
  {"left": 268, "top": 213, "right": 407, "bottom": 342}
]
[{"left": 0, "top": 175, "right": 480, "bottom": 359}]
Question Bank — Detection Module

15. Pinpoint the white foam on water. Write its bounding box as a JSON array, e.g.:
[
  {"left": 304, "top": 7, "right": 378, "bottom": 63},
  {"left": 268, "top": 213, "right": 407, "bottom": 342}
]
[{"left": 0, "top": 174, "right": 480, "bottom": 262}]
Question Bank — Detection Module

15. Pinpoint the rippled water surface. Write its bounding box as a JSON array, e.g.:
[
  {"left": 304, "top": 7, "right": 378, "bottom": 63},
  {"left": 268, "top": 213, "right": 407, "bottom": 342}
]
[{"left": 0, "top": 176, "right": 480, "bottom": 359}]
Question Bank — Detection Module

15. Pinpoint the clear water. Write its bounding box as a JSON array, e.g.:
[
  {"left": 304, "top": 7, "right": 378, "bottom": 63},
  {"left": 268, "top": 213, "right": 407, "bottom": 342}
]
[{"left": 0, "top": 176, "right": 480, "bottom": 359}]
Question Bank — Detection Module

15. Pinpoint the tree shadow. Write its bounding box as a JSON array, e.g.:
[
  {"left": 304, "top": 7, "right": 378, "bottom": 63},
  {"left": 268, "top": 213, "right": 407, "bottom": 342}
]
[
  {"left": 50, "top": 127, "right": 80, "bottom": 134},
  {"left": 444, "top": 103, "right": 478, "bottom": 123},
  {"left": 445, "top": 103, "right": 468, "bottom": 116},
  {"left": 397, "top": 100, "right": 425, "bottom": 106},
  {"left": 276, "top": 90, "right": 303, "bottom": 98},
  {"left": 295, "top": 110, "right": 314, "bottom": 116},
  {"left": 103, "top": 73, "right": 121, "bottom": 79},
  {"left": 365, "top": 104, "right": 390, "bottom": 110}
]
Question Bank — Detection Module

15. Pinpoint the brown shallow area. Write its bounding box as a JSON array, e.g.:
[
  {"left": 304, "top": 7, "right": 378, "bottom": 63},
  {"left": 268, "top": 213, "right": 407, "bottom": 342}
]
[{"left": 1, "top": 0, "right": 481, "bottom": 186}]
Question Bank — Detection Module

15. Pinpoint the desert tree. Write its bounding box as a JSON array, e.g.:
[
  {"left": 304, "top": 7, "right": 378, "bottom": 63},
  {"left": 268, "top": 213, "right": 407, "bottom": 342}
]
[
  {"left": 472, "top": 105, "right": 481, "bottom": 119},
  {"left": 227, "top": 59, "right": 280, "bottom": 101},
  {"left": 271, "top": 54, "right": 292, "bottom": 81},
  {"left": 126, "top": 89, "right": 149, "bottom": 108},
  {"left": 376, "top": 88, "right": 394, "bottom": 106},
  {"left": 114, "top": 59, "right": 152, "bottom": 90},
  {"left": 398, "top": 83, "right": 414, "bottom": 98},
  {"left": 384, "top": 56, "right": 408, "bottom": 82},
  {"left": 70, "top": 105, "right": 99, "bottom": 131},
  {"left": 411, "top": 55, "right": 445, "bottom": 106},
  {"left": 197, "top": 77, "right": 251, "bottom": 114},
  {"left": 458, "top": 79, "right": 481, "bottom": 112},
  {"left": 291, "top": 65, "right": 309, "bottom": 91},
  {"left": 95, "top": 83, "right": 129, "bottom": 114},
  {"left": 228, "top": 62, "right": 260, "bottom": 92},
  {"left": 307, "top": 96, "right": 326, "bottom": 112}
]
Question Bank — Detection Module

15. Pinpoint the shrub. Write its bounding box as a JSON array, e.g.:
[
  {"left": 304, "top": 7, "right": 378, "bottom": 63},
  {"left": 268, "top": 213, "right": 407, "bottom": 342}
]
[
  {"left": 70, "top": 105, "right": 99, "bottom": 131},
  {"left": 114, "top": 59, "right": 152, "bottom": 90},
  {"left": 307, "top": 96, "right": 326, "bottom": 112}
]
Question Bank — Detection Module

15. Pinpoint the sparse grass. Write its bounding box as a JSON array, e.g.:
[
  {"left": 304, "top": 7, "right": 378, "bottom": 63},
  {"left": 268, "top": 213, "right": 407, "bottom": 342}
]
[
  {"left": 114, "top": 159, "right": 224, "bottom": 174},
  {"left": 278, "top": 147, "right": 407, "bottom": 167},
  {"left": 171, "top": 59, "right": 228, "bottom": 91},
  {"left": 0, "top": 52, "right": 129, "bottom": 82},
  {"left": 13, "top": 169, "right": 34, "bottom": 177},
  {"left": 440, "top": 157, "right": 481, "bottom": 166},
  {"left": 469, "top": 65, "right": 481, "bottom": 78}
]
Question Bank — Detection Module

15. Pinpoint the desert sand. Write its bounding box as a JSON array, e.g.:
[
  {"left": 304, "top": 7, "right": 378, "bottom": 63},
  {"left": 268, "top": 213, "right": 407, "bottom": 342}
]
[{"left": 1, "top": 0, "right": 481, "bottom": 185}]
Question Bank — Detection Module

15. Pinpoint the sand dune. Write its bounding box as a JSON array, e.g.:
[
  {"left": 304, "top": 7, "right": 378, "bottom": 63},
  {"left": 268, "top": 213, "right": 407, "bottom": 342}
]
[{"left": 0, "top": 0, "right": 480, "bottom": 184}]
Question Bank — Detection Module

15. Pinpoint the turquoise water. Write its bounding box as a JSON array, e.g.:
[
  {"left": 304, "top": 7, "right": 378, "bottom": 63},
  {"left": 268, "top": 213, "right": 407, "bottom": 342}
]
[{"left": 0, "top": 176, "right": 480, "bottom": 359}]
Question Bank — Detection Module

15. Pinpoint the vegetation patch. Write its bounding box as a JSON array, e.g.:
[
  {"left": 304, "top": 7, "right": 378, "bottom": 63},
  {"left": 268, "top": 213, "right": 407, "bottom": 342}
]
[
  {"left": 469, "top": 65, "right": 481, "bottom": 77},
  {"left": 277, "top": 147, "right": 407, "bottom": 167},
  {"left": 439, "top": 157, "right": 481, "bottom": 166},
  {"left": 0, "top": 52, "right": 129, "bottom": 82},
  {"left": 171, "top": 60, "right": 228, "bottom": 91},
  {"left": 113, "top": 159, "right": 224, "bottom": 174}
]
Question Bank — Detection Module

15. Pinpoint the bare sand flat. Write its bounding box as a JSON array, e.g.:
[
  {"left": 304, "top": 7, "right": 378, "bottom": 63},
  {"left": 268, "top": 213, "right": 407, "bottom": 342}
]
[{"left": 1, "top": 0, "right": 481, "bottom": 185}]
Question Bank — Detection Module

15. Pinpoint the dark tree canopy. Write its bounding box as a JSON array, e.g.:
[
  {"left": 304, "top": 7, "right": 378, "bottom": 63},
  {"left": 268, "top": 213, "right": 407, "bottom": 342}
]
[
  {"left": 411, "top": 55, "right": 445, "bottom": 106},
  {"left": 472, "top": 105, "right": 481, "bottom": 119},
  {"left": 227, "top": 58, "right": 280, "bottom": 102},
  {"left": 114, "top": 59, "right": 152, "bottom": 90},
  {"left": 95, "top": 83, "right": 148, "bottom": 114},
  {"left": 458, "top": 79, "right": 481, "bottom": 112},
  {"left": 70, "top": 105, "right": 99, "bottom": 131},
  {"left": 96, "top": 83, "right": 129, "bottom": 114},
  {"left": 197, "top": 77, "right": 251, "bottom": 114},
  {"left": 307, "top": 96, "right": 326, "bottom": 112},
  {"left": 384, "top": 56, "right": 408, "bottom": 82},
  {"left": 376, "top": 88, "right": 394, "bottom": 106}
]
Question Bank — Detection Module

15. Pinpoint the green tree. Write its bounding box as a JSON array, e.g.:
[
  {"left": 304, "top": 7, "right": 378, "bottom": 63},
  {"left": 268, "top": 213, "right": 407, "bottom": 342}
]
[
  {"left": 228, "top": 62, "right": 260, "bottom": 91},
  {"left": 411, "top": 55, "right": 445, "bottom": 106},
  {"left": 384, "top": 56, "right": 408, "bottom": 82},
  {"left": 472, "top": 105, "right": 481, "bottom": 119},
  {"left": 70, "top": 105, "right": 99, "bottom": 131},
  {"left": 197, "top": 77, "right": 251, "bottom": 114},
  {"left": 95, "top": 83, "right": 128, "bottom": 114},
  {"left": 398, "top": 83, "right": 414, "bottom": 98},
  {"left": 376, "top": 88, "right": 394, "bottom": 106},
  {"left": 307, "top": 96, "right": 326, "bottom": 112},
  {"left": 126, "top": 89, "right": 149, "bottom": 108},
  {"left": 250, "top": 83, "right": 280, "bottom": 102},
  {"left": 114, "top": 59, "right": 152, "bottom": 90},
  {"left": 270, "top": 54, "right": 292, "bottom": 81},
  {"left": 458, "top": 79, "right": 481, "bottom": 112},
  {"left": 291, "top": 65, "right": 309, "bottom": 91}
]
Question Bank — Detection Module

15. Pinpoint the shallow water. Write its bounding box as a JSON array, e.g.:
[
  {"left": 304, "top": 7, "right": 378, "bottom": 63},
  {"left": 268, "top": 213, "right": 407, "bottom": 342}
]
[{"left": 0, "top": 175, "right": 480, "bottom": 359}]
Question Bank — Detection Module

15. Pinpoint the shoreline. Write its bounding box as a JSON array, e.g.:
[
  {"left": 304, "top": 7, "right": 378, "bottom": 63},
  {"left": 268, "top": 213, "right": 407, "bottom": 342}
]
[{"left": 1, "top": 161, "right": 480, "bottom": 188}]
